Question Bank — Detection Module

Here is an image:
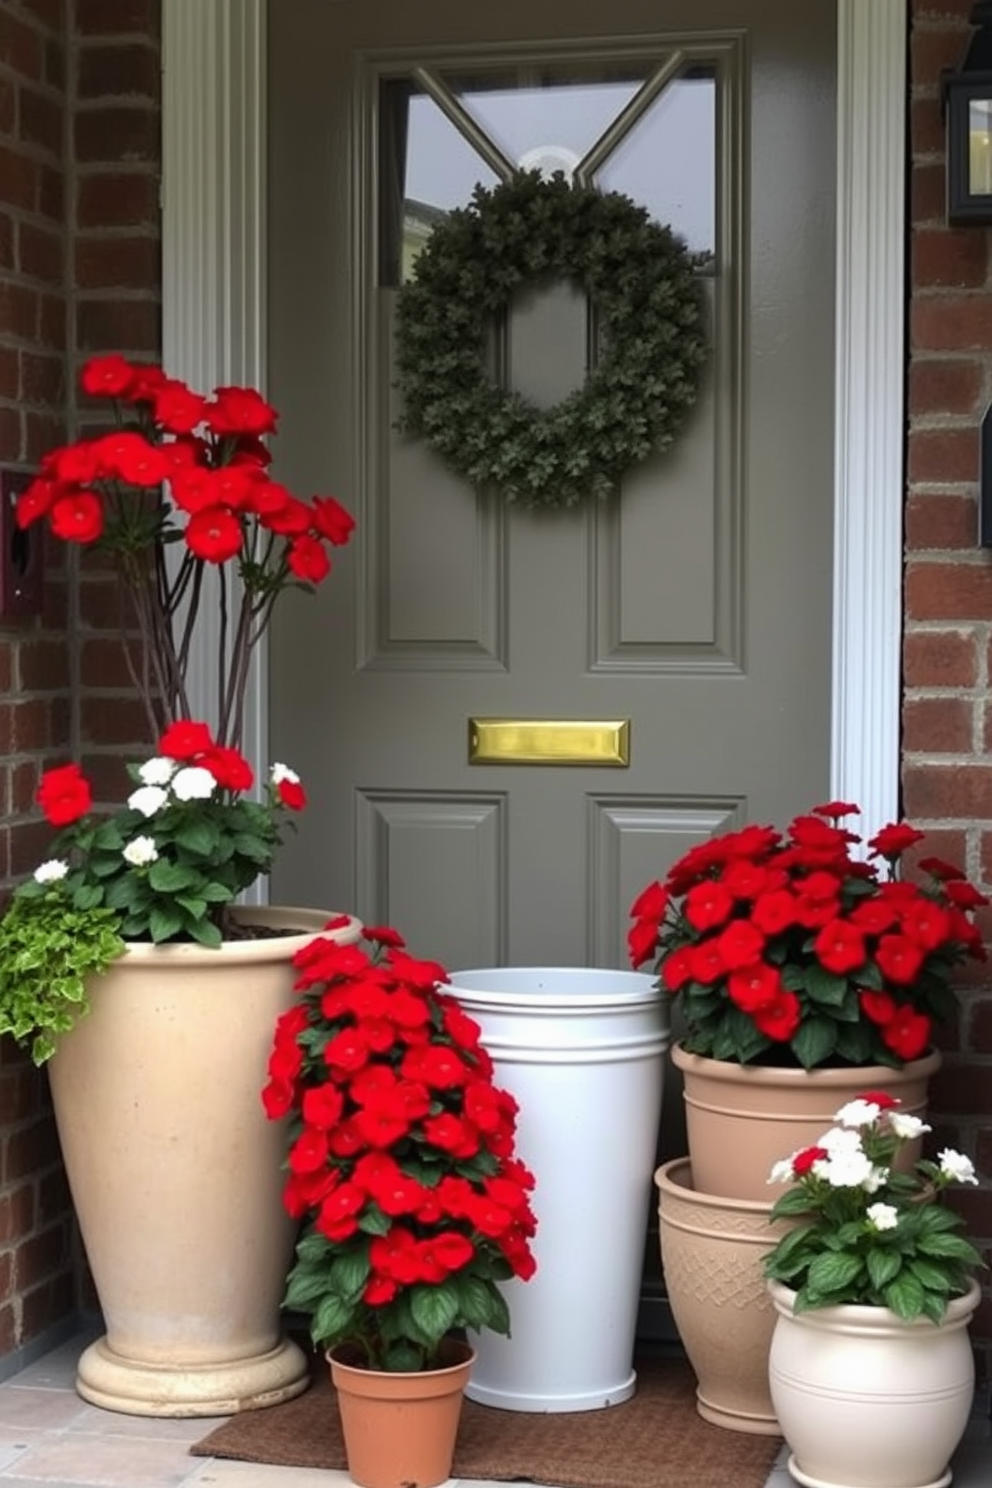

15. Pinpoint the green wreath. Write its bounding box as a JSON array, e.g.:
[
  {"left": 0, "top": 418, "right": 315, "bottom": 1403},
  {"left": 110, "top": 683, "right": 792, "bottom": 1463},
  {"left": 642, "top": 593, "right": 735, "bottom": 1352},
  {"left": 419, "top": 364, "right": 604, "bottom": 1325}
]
[{"left": 394, "top": 171, "right": 709, "bottom": 510}]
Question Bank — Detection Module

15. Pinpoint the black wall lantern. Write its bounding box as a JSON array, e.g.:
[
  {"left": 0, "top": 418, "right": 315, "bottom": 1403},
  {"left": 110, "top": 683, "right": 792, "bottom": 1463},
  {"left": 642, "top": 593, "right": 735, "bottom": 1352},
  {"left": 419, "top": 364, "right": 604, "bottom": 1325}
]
[{"left": 945, "top": 2, "right": 992, "bottom": 224}]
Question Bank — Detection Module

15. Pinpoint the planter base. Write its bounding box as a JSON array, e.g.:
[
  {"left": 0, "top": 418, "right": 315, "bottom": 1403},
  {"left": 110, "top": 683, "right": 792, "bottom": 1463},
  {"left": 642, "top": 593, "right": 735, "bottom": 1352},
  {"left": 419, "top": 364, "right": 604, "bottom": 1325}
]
[
  {"left": 465, "top": 1367, "right": 636, "bottom": 1412},
  {"left": 75, "top": 1335, "right": 310, "bottom": 1418},
  {"left": 785, "top": 1454, "right": 950, "bottom": 1488}
]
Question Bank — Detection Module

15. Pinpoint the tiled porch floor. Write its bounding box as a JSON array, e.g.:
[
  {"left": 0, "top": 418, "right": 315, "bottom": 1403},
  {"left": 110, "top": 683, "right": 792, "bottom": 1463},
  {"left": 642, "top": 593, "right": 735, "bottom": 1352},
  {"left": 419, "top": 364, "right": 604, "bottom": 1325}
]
[{"left": 0, "top": 1335, "right": 987, "bottom": 1488}]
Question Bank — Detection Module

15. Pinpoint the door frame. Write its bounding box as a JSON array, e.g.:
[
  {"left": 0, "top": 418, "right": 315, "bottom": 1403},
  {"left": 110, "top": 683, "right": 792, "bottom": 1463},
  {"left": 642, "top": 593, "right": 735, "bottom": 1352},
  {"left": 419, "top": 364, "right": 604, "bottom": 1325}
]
[{"left": 161, "top": 0, "right": 906, "bottom": 842}]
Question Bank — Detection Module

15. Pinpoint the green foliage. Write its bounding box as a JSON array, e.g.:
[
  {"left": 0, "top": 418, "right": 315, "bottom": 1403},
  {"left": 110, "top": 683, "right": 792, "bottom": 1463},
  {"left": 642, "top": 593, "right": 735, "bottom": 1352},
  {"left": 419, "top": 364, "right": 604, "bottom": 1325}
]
[
  {"left": 395, "top": 171, "right": 709, "bottom": 510},
  {"left": 0, "top": 892, "right": 125, "bottom": 1064}
]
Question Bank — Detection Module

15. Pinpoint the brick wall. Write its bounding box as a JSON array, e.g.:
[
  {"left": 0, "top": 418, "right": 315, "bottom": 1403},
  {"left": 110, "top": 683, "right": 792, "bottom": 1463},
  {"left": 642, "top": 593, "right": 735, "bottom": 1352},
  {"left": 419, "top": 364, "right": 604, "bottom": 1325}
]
[
  {"left": 909, "top": 0, "right": 992, "bottom": 1387},
  {"left": 0, "top": 0, "right": 160, "bottom": 1357}
]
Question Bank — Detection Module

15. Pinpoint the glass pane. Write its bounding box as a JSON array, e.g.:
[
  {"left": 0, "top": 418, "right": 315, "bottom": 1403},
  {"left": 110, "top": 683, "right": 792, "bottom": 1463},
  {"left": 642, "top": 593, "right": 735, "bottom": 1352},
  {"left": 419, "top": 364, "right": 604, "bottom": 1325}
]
[
  {"left": 969, "top": 97, "right": 992, "bottom": 196},
  {"left": 379, "top": 78, "right": 500, "bottom": 286},
  {"left": 439, "top": 62, "right": 649, "bottom": 178},
  {"left": 597, "top": 72, "right": 716, "bottom": 254}
]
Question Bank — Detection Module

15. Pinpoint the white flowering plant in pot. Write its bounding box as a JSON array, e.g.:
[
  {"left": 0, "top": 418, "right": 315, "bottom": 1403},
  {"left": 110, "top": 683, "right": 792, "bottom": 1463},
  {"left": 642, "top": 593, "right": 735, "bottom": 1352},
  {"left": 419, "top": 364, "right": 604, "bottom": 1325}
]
[
  {"left": 0, "top": 719, "right": 309, "bottom": 1065},
  {"left": 763, "top": 1092, "right": 985, "bottom": 1321}
]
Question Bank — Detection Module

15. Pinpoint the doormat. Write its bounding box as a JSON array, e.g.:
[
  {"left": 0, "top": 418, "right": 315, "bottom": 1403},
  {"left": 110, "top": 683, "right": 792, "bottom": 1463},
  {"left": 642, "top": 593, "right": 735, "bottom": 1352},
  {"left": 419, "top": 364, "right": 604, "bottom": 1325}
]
[{"left": 190, "top": 1355, "right": 783, "bottom": 1488}]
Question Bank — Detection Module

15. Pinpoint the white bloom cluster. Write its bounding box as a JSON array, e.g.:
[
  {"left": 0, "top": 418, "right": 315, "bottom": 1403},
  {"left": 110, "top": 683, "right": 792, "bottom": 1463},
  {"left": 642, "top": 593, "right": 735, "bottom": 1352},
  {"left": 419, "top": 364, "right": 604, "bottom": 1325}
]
[
  {"left": 128, "top": 784, "right": 169, "bottom": 818},
  {"left": 938, "top": 1150, "right": 978, "bottom": 1185},
  {"left": 866, "top": 1201, "right": 899, "bottom": 1231},
  {"left": 270, "top": 761, "right": 300, "bottom": 785},
  {"left": 138, "top": 756, "right": 177, "bottom": 787},
  {"left": 33, "top": 858, "right": 68, "bottom": 884},
  {"left": 171, "top": 766, "right": 216, "bottom": 802},
  {"left": 123, "top": 836, "right": 159, "bottom": 868},
  {"left": 818, "top": 1147, "right": 884, "bottom": 1192},
  {"left": 889, "top": 1112, "right": 930, "bottom": 1141},
  {"left": 834, "top": 1098, "right": 883, "bottom": 1129}
]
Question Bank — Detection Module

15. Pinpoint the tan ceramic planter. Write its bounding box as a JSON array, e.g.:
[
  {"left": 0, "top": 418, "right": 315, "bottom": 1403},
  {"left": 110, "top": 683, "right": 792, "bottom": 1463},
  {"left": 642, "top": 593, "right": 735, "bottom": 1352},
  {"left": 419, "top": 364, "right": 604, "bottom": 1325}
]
[
  {"left": 656, "top": 1157, "right": 785, "bottom": 1435},
  {"left": 48, "top": 907, "right": 361, "bottom": 1417},
  {"left": 671, "top": 1044, "right": 941, "bottom": 1202}
]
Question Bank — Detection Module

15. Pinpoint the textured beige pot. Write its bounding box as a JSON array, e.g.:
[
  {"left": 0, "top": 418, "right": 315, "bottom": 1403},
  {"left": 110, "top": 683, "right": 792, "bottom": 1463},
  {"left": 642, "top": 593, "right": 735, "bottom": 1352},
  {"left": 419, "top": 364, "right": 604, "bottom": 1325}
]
[
  {"left": 48, "top": 906, "right": 362, "bottom": 1417},
  {"left": 656, "top": 1157, "right": 785, "bottom": 1435},
  {"left": 768, "top": 1278, "right": 979, "bottom": 1488},
  {"left": 671, "top": 1044, "right": 941, "bottom": 1202}
]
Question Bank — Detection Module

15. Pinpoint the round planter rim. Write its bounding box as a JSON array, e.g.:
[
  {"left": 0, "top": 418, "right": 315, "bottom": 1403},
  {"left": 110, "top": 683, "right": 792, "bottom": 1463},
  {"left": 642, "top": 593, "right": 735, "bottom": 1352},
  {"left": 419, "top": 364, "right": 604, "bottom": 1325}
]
[
  {"left": 671, "top": 1042, "right": 942, "bottom": 1084},
  {"left": 449, "top": 966, "right": 662, "bottom": 1010},
  {"left": 327, "top": 1339, "right": 476, "bottom": 1378},
  {"left": 655, "top": 1156, "right": 778, "bottom": 1216},
  {"left": 109, "top": 906, "right": 360, "bottom": 967},
  {"left": 767, "top": 1275, "right": 982, "bottom": 1328}
]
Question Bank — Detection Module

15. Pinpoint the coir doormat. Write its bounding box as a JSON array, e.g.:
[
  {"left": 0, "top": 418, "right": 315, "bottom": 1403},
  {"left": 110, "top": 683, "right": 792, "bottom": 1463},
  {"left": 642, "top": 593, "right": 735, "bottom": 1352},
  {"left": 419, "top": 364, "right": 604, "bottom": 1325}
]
[{"left": 191, "top": 1355, "right": 783, "bottom": 1488}]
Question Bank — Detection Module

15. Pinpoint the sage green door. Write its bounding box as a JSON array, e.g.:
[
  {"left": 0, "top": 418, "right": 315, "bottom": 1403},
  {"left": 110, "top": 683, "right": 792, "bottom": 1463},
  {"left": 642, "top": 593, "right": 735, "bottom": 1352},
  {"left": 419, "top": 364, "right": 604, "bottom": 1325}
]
[{"left": 267, "top": 0, "right": 836, "bottom": 973}]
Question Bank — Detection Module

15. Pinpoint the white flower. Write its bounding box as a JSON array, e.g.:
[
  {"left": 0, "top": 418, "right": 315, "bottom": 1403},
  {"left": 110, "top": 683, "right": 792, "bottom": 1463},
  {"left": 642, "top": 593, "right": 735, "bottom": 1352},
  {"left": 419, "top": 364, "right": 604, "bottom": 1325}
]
[
  {"left": 866, "top": 1202, "right": 900, "bottom": 1231},
  {"left": 834, "top": 1099, "right": 882, "bottom": 1129},
  {"left": 889, "top": 1112, "right": 930, "bottom": 1141},
  {"left": 171, "top": 766, "right": 216, "bottom": 802},
  {"left": 128, "top": 784, "right": 169, "bottom": 818},
  {"left": 33, "top": 859, "right": 68, "bottom": 884},
  {"left": 938, "top": 1149, "right": 978, "bottom": 1185},
  {"left": 270, "top": 761, "right": 300, "bottom": 786},
  {"left": 138, "top": 756, "right": 177, "bottom": 787},
  {"left": 817, "top": 1126, "right": 864, "bottom": 1154},
  {"left": 768, "top": 1158, "right": 796, "bottom": 1185},
  {"left": 821, "top": 1149, "right": 883, "bottom": 1191},
  {"left": 123, "top": 836, "right": 159, "bottom": 868}
]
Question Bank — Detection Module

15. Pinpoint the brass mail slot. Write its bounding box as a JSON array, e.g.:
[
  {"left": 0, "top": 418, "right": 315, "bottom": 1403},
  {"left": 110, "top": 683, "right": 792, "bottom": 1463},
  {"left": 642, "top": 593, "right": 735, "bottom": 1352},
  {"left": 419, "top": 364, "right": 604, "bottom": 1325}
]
[{"left": 468, "top": 718, "right": 630, "bottom": 767}]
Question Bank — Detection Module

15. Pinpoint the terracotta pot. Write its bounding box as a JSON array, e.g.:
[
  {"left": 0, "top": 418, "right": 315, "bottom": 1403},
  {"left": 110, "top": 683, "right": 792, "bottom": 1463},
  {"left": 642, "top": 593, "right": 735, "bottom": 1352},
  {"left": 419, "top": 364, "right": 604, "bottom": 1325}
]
[
  {"left": 48, "top": 906, "right": 362, "bottom": 1416},
  {"left": 671, "top": 1044, "right": 941, "bottom": 1202},
  {"left": 768, "top": 1278, "right": 980, "bottom": 1488},
  {"left": 655, "top": 1157, "right": 784, "bottom": 1434},
  {"left": 328, "top": 1339, "right": 475, "bottom": 1488}
]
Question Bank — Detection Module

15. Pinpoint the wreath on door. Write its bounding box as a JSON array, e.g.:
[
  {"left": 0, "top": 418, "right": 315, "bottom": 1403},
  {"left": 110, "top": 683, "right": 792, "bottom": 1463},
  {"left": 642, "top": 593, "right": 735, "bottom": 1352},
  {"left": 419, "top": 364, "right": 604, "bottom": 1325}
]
[{"left": 394, "top": 171, "right": 709, "bottom": 511}]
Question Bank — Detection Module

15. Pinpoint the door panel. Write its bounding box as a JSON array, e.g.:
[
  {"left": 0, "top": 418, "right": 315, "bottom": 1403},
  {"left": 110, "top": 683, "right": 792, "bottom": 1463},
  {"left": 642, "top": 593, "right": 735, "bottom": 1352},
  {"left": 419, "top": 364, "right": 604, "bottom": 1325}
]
[{"left": 267, "top": 1, "right": 837, "bottom": 973}]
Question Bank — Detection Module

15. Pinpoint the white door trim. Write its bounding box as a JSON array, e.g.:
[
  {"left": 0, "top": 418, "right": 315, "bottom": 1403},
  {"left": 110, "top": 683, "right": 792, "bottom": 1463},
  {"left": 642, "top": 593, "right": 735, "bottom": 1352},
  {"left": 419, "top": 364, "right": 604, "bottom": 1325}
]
[{"left": 161, "top": 0, "right": 906, "bottom": 839}]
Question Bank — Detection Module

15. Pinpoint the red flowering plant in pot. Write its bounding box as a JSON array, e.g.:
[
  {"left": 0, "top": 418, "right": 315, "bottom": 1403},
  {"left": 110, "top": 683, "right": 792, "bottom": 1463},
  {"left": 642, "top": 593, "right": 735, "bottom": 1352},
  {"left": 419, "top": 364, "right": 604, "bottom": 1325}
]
[
  {"left": 15, "top": 353, "right": 354, "bottom": 749},
  {"left": 263, "top": 925, "right": 538, "bottom": 1374},
  {"left": 628, "top": 803, "right": 988, "bottom": 1071}
]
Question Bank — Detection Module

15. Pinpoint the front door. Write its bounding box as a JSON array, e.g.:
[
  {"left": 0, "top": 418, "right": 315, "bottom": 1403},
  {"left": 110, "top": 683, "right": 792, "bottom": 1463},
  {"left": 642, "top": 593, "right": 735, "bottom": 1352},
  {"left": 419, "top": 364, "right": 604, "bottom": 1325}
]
[{"left": 267, "top": 0, "right": 836, "bottom": 976}]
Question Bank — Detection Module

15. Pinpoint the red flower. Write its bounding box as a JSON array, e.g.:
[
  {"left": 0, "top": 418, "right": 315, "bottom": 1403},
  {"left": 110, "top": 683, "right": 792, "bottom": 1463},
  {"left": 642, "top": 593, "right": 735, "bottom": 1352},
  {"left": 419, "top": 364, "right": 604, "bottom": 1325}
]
[
  {"left": 859, "top": 989, "right": 897, "bottom": 1025},
  {"left": 205, "top": 385, "right": 278, "bottom": 436},
  {"left": 900, "top": 899, "right": 951, "bottom": 953},
  {"left": 276, "top": 776, "right": 307, "bottom": 811},
  {"left": 95, "top": 431, "right": 170, "bottom": 487},
  {"left": 260, "top": 495, "right": 311, "bottom": 535},
  {"left": 685, "top": 880, "right": 734, "bottom": 932},
  {"left": 869, "top": 822, "right": 926, "bottom": 859},
  {"left": 200, "top": 745, "right": 253, "bottom": 792},
  {"left": 37, "top": 763, "right": 92, "bottom": 826},
  {"left": 752, "top": 990, "right": 802, "bottom": 1042},
  {"left": 859, "top": 1089, "right": 900, "bottom": 1109},
  {"left": 261, "top": 1075, "right": 295, "bottom": 1119},
  {"left": 792, "top": 1145, "right": 829, "bottom": 1175},
  {"left": 881, "top": 1006, "right": 932, "bottom": 1061},
  {"left": 850, "top": 898, "right": 900, "bottom": 935},
  {"left": 184, "top": 506, "right": 243, "bottom": 563},
  {"left": 311, "top": 495, "right": 356, "bottom": 545},
  {"left": 288, "top": 1127, "right": 329, "bottom": 1175},
  {"left": 875, "top": 933, "right": 925, "bottom": 987},
  {"left": 630, "top": 880, "right": 668, "bottom": 922},
  {"left": 812, "top": 801, "right": 859, "bottom": 820},
  {"left": 80, "top": 353, "right": 138, "bottom": 398},
  {"left": 50, "top": 490, "right": 104, "bottom": 544},
  {"left": 919, "top": 857, "right": 966, "bottom": 883},
  {"left": 716, "top": 919, "right": 765, "bottom": 970},
  {"left": 750, "top": 889, "right": 797, "bottom": 936},
  {"left": 628, "top": 917, "right": 659, "bottom": 968},
  {"left": 364, "top": 925, "right": 407, "bottom": 949},
  {"left": 688, "top": 939, "right": 725, "bottom": 985},
  {"left": 813, "top": 920, "right": 866, "bottom": 976},
  {"left": 287, "top": 533, "right": 331, "bottom": 584},
  {"left": 300, "top": 1083, "right": 344, "bottom": 1130},
  {"left": 152, "top": 378, "right": 206, "bottom": 434},
  {"left": 721, "top": 859, "right": 769, "bottom": 900},
  {"left": 15, "top": 475, "right": 58, "bottom": 528},
  {"left": 158, "top": 720, "right": 214, "bottom": 759},
  {"left": 401, "top": 1043, "right": 470, "bottom": 1089},
  {"left": 944, "top": 879, "right": 988, "bottom": 910},
  {"left": 369, "top": 1227, "right": 423, "bottom": 1284},
  {"left": 659, "top": 944, "right": 694, "bottom": 992},
  {"left": 324, "top": 1027, "right": 369, "bottom": 1074},
  {"left": 728, "top": 962, "right": 782, "bottom": 1013}
]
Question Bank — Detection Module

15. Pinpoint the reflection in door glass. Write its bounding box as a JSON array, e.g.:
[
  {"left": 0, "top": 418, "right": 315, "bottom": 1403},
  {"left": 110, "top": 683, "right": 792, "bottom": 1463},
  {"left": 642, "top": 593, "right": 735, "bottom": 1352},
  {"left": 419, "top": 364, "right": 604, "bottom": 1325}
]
[{"left": 598, "top": 73, "right": 716, "bottom": 255}]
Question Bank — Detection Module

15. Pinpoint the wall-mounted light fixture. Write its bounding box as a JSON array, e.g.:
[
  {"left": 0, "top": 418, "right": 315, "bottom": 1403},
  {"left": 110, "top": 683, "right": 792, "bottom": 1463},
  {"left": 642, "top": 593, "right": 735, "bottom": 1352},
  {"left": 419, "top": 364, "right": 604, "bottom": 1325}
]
[{"left": 944, "top": 2, "right": 992, "bottom": 224}]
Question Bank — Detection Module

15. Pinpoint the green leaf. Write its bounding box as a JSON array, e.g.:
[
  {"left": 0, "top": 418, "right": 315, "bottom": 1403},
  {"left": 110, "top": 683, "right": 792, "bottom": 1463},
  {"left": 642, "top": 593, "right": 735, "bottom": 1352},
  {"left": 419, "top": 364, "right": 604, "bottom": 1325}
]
[
  {"left": 866, "top": 1247, "right": 903, "bottom": 1291},
  {"left": 149, "top": 905, "right": 186, "bottom": 942},
  {"left": 328, "top": 1249, "right": 371, "bottom": 1303},
  {"left": 310, "top": 1293, "right": 357, "bottom": 1349},
  {"left": 148, "top": 860, "right": 201, "bottom": 894},
  {"left": 883, "top": 1271, "right": 926, "bottom": 1320},
  {"left": 803, "top": 965, "right": 851, "bottom": 1007},
  {"left": 409, "top": 1282, "right": 461, "bottom": 1345},
  {"left": 806, "top": 1250, "right": 865, "bottom": 1297},
  {"left": 357, "top": 1204, "right": 391, "bottom": 1236},
  {"left": 174, "top": 820, "right": 220, "bottom": 856},
  {"left": 790, "top": 1014, "right": 838, "bottom": 1070}
]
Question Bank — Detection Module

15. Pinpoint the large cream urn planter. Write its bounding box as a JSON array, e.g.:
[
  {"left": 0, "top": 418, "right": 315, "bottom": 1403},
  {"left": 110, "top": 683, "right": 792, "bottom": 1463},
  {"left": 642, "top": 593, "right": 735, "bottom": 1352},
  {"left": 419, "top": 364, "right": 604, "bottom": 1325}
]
[
  {"left": 671, "top": 1044, "right": 942, "bottom": 1202},
  {"left": 48, "top": 906, "right": 362, "bottom": 1417},
  {"left": 767, "top": 1278, "right": 980, "bottom": 1488}
]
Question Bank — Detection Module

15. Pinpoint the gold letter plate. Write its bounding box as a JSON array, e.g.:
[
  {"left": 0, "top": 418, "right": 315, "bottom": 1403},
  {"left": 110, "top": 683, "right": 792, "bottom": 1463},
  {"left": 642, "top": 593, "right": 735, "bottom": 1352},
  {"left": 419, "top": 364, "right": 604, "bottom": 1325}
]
[{"left": 468, "top": 718, "right": 630, "bottom": 767}]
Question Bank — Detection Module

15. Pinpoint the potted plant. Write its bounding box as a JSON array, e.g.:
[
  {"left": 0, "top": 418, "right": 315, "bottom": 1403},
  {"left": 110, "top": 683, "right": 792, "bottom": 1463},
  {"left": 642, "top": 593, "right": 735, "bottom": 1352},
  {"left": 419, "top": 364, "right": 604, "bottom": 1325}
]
[
  {"left": 0, "top": 356, "right": 359, "bottom": 1417},
  {"left": 629, "top": 802, "right": 987, "bottom": 1200},
  {"left": 263, "top": 925, "right": 538, "bottom": 1488},
  {"left": 763, "top": 1092, "right": 985, "bottom": 1488}
]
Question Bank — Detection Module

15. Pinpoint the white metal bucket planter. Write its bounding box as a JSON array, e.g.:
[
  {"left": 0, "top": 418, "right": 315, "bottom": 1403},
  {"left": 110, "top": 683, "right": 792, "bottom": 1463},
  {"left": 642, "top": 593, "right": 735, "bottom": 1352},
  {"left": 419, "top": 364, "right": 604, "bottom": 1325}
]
[{"left": 447, "top": 966, "right": 669, "bottom": 1413}]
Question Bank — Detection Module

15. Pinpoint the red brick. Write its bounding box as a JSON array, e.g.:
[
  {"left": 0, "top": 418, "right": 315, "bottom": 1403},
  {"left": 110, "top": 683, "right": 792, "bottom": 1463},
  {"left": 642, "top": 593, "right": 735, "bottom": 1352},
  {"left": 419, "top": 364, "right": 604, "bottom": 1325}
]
[
  {"left": 81, "top": 636, "right": 140, "bottom": 688},
  {"left": 36, "top": 293, "right": 66, "bottom": 352},
  {"left": 76, "top": 0, "right": 161, "bottom": 34},
  {"left": 2, "top": 1118, "right": 60, "bottom": 1184},
  {"left": 0, "top": 73, "right": 14, "bottom": 133},
  {"left": 912, "top": 163, "right": 947, "bottom": 224},
  {"left": 78, "top": 750, "right": 134, "bottom": 802},
  {"left": 907, "top": 427, "right": 979, "bottom": 482},
  {"left": 911, "top": 27, "right": 973, "bottom": 90},
  {"left": 18, "top": 221, "right": 63, "bottom": 286},
  {"left": 0, "top": 1187, "right": 35, "bottom": 1245},
  {"left": 37, "top": 163, "right": 63, "bottom": 223},
  {"left": 906, "top": 560, "right": 992, "bottom": 620},
  {"left": 0, "top": 405, "right": 22, "bottom": 461},
  {"left": 0, "top": 346, "right": 17, "bottom": 399},
  {"left": 909, "top": 358, "right": 985, "bottom": 416},
  {"left": 74, "top": 234, "right": 159, "bottom": 290},
  {"left": 0, "top": 143, "right": 39, "bottom": 212},
  {"left": 911, "top": 96, "right": 944, "bottom": 158},
  {"left": 931, "top": 1059, "right": 992, "bottom": 1115},
  {"left": 0, "top": 1062, "right": 38, "bottom": 1124},
  {"left": 74, "top": 105, "right": 158, "bottom": 165},
  {"left": 971, "top": 999, "right": 992, "bottom": 1057},
  {"left": 24, "top": 407, "right": 63, "bottom": 461},
  {"left": 18, "top": 85, "right": 63, "bottom": 159},
  {"left": 16, "top": 639, "right": 69, "bottom": 691},
  {"left": 0, "top": 11, "right": 44, "bottom": 80},
  {"left": 20, "top": 1269, "right": 74, "bottom": 1341},
  {"left": 905, "top": 492, "right": 977, "bottom": 549},
  {"left": 0, "top": 208, "right": 13, "bottom": 270},
  {"left": 912, "top": 296, "right": 992, "bottom": 352},
  {"left": 904, "top": 762, "right": 992, "bottom": 817},
  {"left": 77, "top": 42, "right": 159, "bottom": 101},
  {"left": 76, "top": 296, "right": 160, "bottom": 353},
  {"left": 0, "top": 281, "right": 38, "bottom": 339},
  {"left": 9, "top": 760, "right": 37, "bottom": 814},
  {"left": 76, "top": 170, "right": 158, "bottom": 229},
  {"left": 903, "top": 695, "right": 973, "bottom": 752},
  {"left": 43, "top": 36, "right": 63, "bottom": 93},
  {"left": 903, "top": 628, "right": 978, "bottom": 686},
  {"left": 79, "top": 692, "right": 153, "bottom": 747},
  {"left": 913, "top": 229, "right": 989, "bottom": 288},
  {"left": 13, "top": 1226, "right": 69, "bottom": 1290},
  {"left": 19, "top": 349, "right": 64, "bottom": 406}
]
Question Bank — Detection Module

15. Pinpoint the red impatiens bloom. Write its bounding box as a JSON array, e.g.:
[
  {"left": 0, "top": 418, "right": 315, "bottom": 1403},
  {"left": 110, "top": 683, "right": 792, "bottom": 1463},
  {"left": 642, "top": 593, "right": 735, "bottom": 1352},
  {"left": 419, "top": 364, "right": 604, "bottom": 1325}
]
[
  {"left": 311, "top": 495, "right": 357, "bottom": 545},
  {"left": 205, "top": 384, "right": 278, "bottom": 436},
  {"left": 184, "top": 505, "right": 243, "bottom": 563},
  {"left": 200, "top": 745, "right": 254, "bottom": 792},
  {"left": 158, "top": 720, "right": 214, "bottom": 760},
  {"left": 287, "top": 533, "right": 331, "bottom": 584},
  {"left": 275, "top": 775, "right": 307, "bottom": 811},
  {"left": 264, "top": 928, "right": 537, "bottom": 1370},
  {"left": 37, "top": 763, "right": 93, "bottom": 826},
  {"left": 50, "top": 490, "right": 104, "bottom": 544},
  {"left": 628, "top": 801, "right": 986, "bottom": 1070},
  {"left": 792, "top": 1144, "right": 829, "bottom": 1175}
]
